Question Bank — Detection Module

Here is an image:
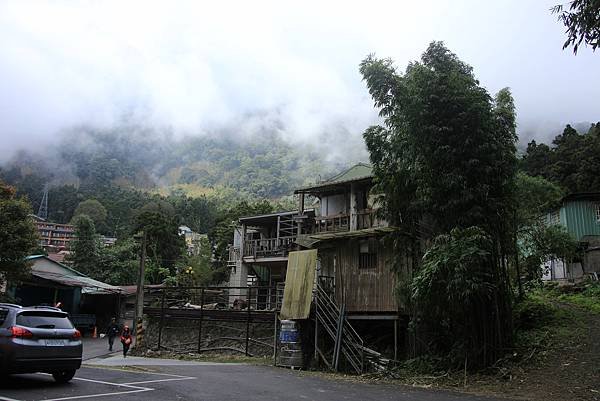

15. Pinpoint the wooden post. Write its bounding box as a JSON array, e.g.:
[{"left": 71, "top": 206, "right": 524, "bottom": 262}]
[
  {"left": 394, "top": 319, "right": 398, "bottom": 361},
  {"left": 134, "top": 229, "right": 146, "bottom": 339},
  {"left": 273, "top": 312, "right": 278, "bottom": 365},
  {"left": 245, "top": 287, "right": 251, "bottom": 356},
  {"left": 350, "top": 183, "right": 357, "bottom": 231},
  {"left": 197, "top": 288, "right": 204, "bottom": 353},
  {"left": 157, "top": 289, "right": 166, "bottom": 350},
  {"left": 276, "top": 215, "right": 281, "bottom": 243}
]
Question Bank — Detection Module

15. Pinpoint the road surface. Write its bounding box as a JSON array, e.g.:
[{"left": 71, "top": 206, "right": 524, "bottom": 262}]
[{"left": 0, "top": 353, "right": 508, "bottom": 401}]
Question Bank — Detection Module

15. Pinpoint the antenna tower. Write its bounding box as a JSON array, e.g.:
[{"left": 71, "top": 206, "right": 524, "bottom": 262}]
[{"left": 37, "top": 185, "right": 48, "bottom": 220}]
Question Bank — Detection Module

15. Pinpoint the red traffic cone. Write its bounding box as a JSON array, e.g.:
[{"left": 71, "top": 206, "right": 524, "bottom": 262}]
[{"left": 92, "top": 326, "right": 97, "bottom": 339}]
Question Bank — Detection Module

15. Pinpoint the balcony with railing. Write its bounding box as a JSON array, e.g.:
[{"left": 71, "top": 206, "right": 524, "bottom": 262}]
[
  {"left": 313, "top": 214, "right": 350, "bottom": 233},
  {"left": 311, "top": 208, "right": 385, "bottom": 234},
  {"left": 242, "top": 235, "right": 296, "bottom": 259}
]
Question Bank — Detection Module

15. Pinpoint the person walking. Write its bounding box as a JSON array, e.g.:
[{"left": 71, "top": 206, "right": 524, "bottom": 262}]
[
  {"left": 106, "top": 318, "right": 120, "bottom": 351},
  {"left": 120, "top": 325, "right": 132, "bottom": 358}
]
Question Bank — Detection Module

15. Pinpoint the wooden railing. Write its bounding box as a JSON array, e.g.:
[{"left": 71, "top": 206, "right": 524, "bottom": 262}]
[
  {"left": 312, "top": 209, "right": 385, "bottom": 234},
  {"left": 313, "top": 214, "right": 350, "bottom": 233},
  {"left": 243, "top": 236, "right": 296, "bottom": 258},
  {"left": 356, "top": 208, "right": 385, "bottom": 229}
]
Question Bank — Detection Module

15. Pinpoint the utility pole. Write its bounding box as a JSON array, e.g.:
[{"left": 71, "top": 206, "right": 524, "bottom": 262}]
[{"left": 134, "top": 229, "right": 147, "bottom": 344}]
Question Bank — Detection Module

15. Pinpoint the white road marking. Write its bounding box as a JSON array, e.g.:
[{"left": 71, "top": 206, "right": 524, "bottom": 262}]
[
  {"left": 44, "top": 388, "right": 151, "bottom": 401},
  {"left": 6, "top": 369, "right": 195, "bottom": 400},
  {"left": 0, "top": 396, "right": 23, "bottom": 401},
  {"left": 121, "top": 376, "right": 195, "bottom": 385},
  {"left": 69, "top": 376, "right": 149, "bottom": 390}
]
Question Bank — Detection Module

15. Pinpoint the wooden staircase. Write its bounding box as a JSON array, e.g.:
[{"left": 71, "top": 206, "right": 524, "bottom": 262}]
[{"left": 314, "top": 281, "right": 366, "bottom": 374}]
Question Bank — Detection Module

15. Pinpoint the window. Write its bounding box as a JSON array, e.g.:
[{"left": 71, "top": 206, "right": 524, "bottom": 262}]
[
  {"left": 595, "top": 203, "right": 600, "bottom": 223},
  {"left": 359, "top": 239, "right": 377, "bottom": 269},
  {"left": 16, "top": 311, "right": 73, "bottom": 329}
]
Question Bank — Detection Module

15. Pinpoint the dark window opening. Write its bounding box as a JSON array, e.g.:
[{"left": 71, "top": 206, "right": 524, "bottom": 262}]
[{"left": 359, "top": 239, "right": 377, "bottom": 269}]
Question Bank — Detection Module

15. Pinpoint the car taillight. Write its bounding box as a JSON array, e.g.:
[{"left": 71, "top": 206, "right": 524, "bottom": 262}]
[
  {"left": 72, "top": 329, "right": 81, "bottom": 339},
  {"left": 11, "top": 326, "right": 33, "bottom": 338}
]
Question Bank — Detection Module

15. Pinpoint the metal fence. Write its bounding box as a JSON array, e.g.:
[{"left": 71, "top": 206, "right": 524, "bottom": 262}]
[{"left": 144, "top": 286, "right": 282, "bottom": 359}]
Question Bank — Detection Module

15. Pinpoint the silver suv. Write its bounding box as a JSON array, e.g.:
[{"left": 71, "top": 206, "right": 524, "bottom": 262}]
[{"left": 0, "top": 304, "right": 83, "bottom": 383}]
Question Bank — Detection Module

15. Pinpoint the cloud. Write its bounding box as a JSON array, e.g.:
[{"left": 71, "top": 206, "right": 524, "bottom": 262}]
[{"left": 0, "top": 0, "right": 598, "bottom": 158}]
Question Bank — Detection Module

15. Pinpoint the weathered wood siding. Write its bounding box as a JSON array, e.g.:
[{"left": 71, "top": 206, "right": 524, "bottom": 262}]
[{"left": 320, "top": 239, "right": 400, "bottom": 313}]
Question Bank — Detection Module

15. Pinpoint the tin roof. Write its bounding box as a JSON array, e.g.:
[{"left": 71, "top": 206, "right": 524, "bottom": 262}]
[{"left": 294, "top": 163, "right": 373, "bottom": 194}]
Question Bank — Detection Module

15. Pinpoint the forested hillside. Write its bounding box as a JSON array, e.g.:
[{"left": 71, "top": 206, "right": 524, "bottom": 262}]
[
  {"left": 521, "top": 122, "right": 600, "bottom": 193},
  {"left": 0, "top": 124, "right": 345, "bottom": 236}
]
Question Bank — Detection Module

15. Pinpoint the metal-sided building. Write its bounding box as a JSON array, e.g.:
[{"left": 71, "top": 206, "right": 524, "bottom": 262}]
[{"left": 543, "top": 192, "right": 600, "bottom": 280}]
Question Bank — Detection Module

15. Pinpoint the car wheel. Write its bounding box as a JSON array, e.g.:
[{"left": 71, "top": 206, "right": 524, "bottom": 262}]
[{"left": 52, "top": 369, "right": 76, "bottom": 383}]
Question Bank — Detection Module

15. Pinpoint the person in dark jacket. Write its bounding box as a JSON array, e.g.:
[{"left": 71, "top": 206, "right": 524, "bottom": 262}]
[
  {"left": 107, "top": 318, "right": 120, "bottom": 351},
  {"left": 120, "top": 325, "right": 132, "bottom": 358}
]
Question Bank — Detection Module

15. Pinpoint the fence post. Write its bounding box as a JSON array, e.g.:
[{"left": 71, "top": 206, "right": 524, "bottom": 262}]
[
  {"left": 245, "top": 287, "right": 251, "bottom": 356},
  {"left": 157, "top": 289, "right": 166, "bottom": 350},
  {"left": 197, "top": 288, "right": 204, "bottom": 353},
  {"left": 273, "top": 312, "right": 278, "bottom": 366}
]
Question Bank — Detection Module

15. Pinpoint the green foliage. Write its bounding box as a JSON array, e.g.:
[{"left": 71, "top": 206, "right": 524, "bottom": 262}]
[
  {"left": 514, "top": 173, "right": 564, "bottom": 224},
  {"left": 94, "top": 239, "right": 139, "bottom": 285},
  {"left": 135, "top": 203, "right": 186, "bottom": 284},
  {"left": 521, "top": 123, "right": 600, "bottom": 193},
  {"left": 72, "top": 199, "right": 108, "bottom": 231},
  {"left": 360, "top": 42, "right": 516, "bottom": 368},
  {"left": 548, "top": 281, "right": 600, "bottom": 313},
  {"left": 360, "top": 42, "right": 517, "bottom": 235},
  {"left": 552, "top": 0, "right": 600, "bottom": 53},
  {"left": 0, "top": 180, "right": 38, "bottom": 286},
  {"left": 68, "top": 214, "right": 101, "bottom": 276},
  {"left": 521, "top": 224, "right": 580, "bottom": 288},
  {"left": 171, "top": 237, "right": 219, "bottom": 287},
  {"left": 412, "top": 227, "right": 496, "bottom": 367}
]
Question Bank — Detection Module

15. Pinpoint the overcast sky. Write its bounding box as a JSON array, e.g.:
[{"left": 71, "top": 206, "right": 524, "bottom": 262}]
[{"left": 0, "top": 0, "right": 598, "bottom": 157}]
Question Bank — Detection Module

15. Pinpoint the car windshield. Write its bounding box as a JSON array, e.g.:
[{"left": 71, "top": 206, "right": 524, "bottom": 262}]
[{"left": 16, "top": 311, "right": 73, "bottom": 329}]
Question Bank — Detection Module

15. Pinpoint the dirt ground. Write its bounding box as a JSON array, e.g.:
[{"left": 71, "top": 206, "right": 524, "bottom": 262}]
[{"left": 462, "top": 305, "right": 600, "bottom": 401}]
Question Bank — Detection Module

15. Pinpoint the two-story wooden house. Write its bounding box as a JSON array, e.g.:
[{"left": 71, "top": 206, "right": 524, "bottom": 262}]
[{"left": 228, "top": 163, "right": 407, "bottom": 366}]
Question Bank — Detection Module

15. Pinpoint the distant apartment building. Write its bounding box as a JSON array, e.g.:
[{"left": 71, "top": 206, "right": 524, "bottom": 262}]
[{"left": 31, "top": 215, "right": 76, "bottom": 252}]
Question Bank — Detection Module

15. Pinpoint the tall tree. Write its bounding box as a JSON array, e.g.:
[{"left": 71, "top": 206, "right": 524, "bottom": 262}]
[
  {"left": 71, "top": 199, "right": 108, "bottom": 232},
  {"left": 360, "top": 42, "right": 517, "bottom": 368},
  {"left": 0, "top": 180, "right": 38, "bottom": 291},
  {"left": 69, "top": 215, "right": 100, "bottom": 276},
  {"left": 134, "top": 202, "right": 186, "bottom": 284}
]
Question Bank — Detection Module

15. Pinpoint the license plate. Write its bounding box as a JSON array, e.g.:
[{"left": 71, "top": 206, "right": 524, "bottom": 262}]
[{"left": 45, "top": 339, "right": 66, "bottom": 346}]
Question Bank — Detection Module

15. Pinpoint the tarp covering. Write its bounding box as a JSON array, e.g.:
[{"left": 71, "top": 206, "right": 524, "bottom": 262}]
[{"left": 280, "top": 249, "right": 317, "bottom": 320}]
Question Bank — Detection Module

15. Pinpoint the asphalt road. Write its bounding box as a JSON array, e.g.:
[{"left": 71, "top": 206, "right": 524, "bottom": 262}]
[{"left": 0, "top": 356, "right": 508, "bottom": 401}]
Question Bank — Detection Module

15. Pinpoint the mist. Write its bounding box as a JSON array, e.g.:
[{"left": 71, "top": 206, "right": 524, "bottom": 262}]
[{"left": 1, "top": 0, "right": 599, "bottom": 160}]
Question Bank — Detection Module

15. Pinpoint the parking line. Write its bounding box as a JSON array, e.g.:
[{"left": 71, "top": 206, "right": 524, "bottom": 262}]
[
  {"left": 44, "top": 388, "right": 151, "bottom": 401},
  {"left": 0, "top": 396, "right": 22, "bottom": 401},
  {"left": 69, "top": 377, "right": 150, "bottom": 390},
  {"left": 122, "top": 376, "right": 195, "bottom": 385}
]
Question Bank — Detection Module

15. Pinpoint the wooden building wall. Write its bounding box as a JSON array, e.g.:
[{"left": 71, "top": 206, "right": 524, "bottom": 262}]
[{"left": 319, "top": 238, "right": 401, "bottom": 313}]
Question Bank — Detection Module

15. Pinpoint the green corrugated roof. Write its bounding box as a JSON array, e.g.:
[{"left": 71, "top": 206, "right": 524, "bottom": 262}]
[
  {"left": 294, "top": 163, "right": 373, "bottom": 193},
  {"left": 324, "top": 163, "right": 373, "bottom": 185}
]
